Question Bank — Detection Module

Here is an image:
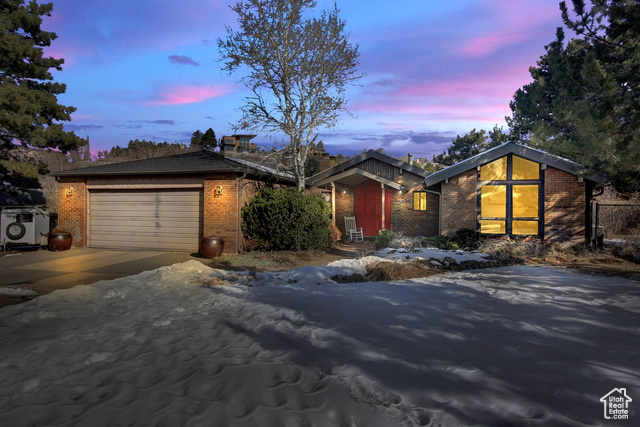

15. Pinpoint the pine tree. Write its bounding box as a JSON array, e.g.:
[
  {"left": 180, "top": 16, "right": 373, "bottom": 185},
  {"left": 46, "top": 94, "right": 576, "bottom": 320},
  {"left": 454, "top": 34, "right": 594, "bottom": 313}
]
[
  {"left": 508, "top": 1, "right": 640, "bottom": 192},
  {"left": 201, "top": 128, "right": 217, "bottom": 150},
  {"left": 0, "top": 0, "right": 86, "bottom": 190},
  {"left": 190, "top": 130, "right": 204, "bottom": 149}
]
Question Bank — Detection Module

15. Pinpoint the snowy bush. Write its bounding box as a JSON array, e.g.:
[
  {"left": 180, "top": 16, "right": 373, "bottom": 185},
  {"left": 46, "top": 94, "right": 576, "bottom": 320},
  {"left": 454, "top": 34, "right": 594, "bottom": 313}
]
[
  {"left": 422, "top": 235, "right": 459, "bottom": 250},
  {"left": 373, "top": 229, "right": 394, "bottom": 249},
  {"left": 242, "top": 187, "right": 331, "bottom": 251},
  {"left": 389, "top": 233, "right": 423, "bottom": 250}
]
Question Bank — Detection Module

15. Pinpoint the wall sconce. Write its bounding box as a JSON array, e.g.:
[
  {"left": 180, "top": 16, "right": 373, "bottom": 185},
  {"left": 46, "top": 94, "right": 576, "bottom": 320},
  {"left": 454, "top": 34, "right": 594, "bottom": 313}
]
[
  {"left": 342, "top": 190, "right": 346, "bottom": 194},
  {"left": 214, "top": 185, "right": 223, "bottom": 196},
  {"left": 66, "top": 187, "right": 73, "bottom": 197}
]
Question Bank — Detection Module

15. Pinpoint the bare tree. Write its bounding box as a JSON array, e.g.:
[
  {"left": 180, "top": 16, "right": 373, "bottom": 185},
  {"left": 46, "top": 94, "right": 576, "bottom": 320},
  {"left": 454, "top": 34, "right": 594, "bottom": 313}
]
[{"left": 218, "top": 0, "right": 361, "bottom": 191}]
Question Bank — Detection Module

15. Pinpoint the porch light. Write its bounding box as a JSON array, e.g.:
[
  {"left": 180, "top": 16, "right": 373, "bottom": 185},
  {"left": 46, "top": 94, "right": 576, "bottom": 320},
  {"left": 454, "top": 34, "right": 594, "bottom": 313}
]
[
  {"left": 214, "top": 185, "right": 223, "bottom": 195},
  {"left": 66, "top": 187, "right": 73, "bottom": 197},
  {"left": 343, "top": 190, "right": 346, "bottom": 194}
]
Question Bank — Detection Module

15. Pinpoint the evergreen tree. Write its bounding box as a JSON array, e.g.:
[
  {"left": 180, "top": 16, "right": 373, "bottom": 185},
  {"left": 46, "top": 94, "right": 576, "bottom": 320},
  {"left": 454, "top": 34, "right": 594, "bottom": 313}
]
[
  {"left": 190, "top": 130, "right": 204, "bottom": 149},
  {"left": 0, "top": 0, "right": 86, "bottom": 190},
  {"left": 317, "top": 140, "right": 325, "bottom": 153},
  {"left": 433, "top": 129, "right": 488, "bottom": 165},
  {"left": 508, "top": 1, "right": 640, "bottom": 192},
  {"left": 201, "top": 128, "right": 217, "bottom": 150}
]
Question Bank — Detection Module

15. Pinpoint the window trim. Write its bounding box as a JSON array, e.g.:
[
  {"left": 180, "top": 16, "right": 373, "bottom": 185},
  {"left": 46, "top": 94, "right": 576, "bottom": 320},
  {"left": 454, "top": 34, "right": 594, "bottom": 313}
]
[
  {"left": 476, "top": 154, "right": 544, "bottom": 237},
  {"left": 412, "top": 191, "right": 427, "bottom": 211}
]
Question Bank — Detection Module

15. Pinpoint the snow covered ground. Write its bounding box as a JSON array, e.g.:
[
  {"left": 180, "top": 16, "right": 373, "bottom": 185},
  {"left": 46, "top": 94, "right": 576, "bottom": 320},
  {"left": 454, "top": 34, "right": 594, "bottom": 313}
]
[{"left": 0, "top": 252, "right": 638, "bottom": 426}]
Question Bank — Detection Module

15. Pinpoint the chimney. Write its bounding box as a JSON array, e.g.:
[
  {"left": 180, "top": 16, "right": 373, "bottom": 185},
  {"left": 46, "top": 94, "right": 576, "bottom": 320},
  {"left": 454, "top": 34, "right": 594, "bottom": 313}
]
[{"left": 408, "top": 153, "right": 414, "bottom": 165}]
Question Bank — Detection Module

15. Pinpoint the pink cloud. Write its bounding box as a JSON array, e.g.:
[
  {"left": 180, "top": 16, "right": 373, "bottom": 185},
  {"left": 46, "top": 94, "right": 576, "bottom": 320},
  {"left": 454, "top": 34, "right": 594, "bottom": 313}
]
[
  {"left": 142, "top": 85, "right": 231, "bottom": 106},
  {"left": 458, "top": 0, "right": 558, "bottom": 57},
  {"left": 396, "top": 65, "right": 532, "bottom": 100}
]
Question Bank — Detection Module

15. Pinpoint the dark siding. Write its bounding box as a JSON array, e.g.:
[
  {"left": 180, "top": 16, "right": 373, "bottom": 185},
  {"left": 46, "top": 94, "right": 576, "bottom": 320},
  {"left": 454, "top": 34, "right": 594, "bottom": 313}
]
[{"left": 349, "top": 158, "right": 396, "bottom": 181}]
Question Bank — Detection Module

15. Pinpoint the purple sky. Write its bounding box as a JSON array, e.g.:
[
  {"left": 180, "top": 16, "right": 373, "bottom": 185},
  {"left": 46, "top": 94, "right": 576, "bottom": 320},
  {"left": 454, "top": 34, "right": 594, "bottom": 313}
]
[{"left": 42, "top": 0, "right": 565, "bottom": 159}]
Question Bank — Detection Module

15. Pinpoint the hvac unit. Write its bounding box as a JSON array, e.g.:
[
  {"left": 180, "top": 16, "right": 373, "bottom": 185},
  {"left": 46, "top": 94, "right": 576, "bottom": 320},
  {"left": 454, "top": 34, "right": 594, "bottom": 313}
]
[{"left": 1, "top": 207, "right": 50, "bottom": 250}]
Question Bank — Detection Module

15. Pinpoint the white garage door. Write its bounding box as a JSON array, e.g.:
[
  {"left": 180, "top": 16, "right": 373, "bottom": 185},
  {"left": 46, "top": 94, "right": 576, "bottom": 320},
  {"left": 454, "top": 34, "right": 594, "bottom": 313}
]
[{"left": 89, "top": 189, "right": 203, "bottom": 251}]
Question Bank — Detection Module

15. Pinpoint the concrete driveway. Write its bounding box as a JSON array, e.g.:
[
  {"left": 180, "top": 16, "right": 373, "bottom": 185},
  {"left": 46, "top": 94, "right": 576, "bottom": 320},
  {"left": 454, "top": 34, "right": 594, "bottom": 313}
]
[{"left": 0, "top": 248, "right": 207, "bottom": 308}]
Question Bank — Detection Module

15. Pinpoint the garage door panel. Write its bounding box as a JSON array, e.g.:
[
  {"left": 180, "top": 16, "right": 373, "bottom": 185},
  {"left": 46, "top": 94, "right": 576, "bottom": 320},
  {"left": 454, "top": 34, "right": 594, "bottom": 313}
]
[
  {"left": 91, "top": 208, "right": 201, "bottom": 217},
  {"left": 90, "top": 222, "right": 200, "bottom": 232},
  {"left": 89, "top": 192, "right": 202, "bottom": 201},
  {"left": 89, "top": 190, "right": 203, "bottom": 251}
]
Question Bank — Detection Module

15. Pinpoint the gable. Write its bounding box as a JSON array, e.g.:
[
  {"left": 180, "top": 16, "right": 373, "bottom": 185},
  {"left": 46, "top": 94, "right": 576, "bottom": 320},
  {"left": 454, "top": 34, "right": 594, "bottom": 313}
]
[
  {"left": 309, "top": 149, "right": 428, "bottom": 186},
  {"left": 425, "top": 142, "right": 607, "bottom": 187}
]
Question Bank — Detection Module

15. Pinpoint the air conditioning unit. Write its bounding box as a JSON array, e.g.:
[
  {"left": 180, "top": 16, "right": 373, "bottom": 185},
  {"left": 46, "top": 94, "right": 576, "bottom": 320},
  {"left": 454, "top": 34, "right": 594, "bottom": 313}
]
[{"left": 1, "top": 207, "right": 50, "bottom": 250}]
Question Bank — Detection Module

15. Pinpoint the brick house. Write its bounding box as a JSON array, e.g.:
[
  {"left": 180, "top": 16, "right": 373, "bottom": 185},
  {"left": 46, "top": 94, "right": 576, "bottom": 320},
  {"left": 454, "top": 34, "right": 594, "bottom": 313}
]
[
  {"left": 310, "top": 143, "right": 607, "bottom": 244},
  {"left": 308, "top": 150, "right": 439, "bottom": 238},
  {"left": 53, "top": 143, "right": 606, "bottom": 254},
  {"left": 52, "top": 151, "right": 294, "bottom": 254}
]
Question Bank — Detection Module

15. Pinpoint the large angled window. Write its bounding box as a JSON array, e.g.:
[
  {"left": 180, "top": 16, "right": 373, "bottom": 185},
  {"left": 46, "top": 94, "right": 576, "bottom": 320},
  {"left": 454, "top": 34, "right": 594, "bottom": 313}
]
[{"left": 479, "top": 155, "right": 541, "bottom": 236}]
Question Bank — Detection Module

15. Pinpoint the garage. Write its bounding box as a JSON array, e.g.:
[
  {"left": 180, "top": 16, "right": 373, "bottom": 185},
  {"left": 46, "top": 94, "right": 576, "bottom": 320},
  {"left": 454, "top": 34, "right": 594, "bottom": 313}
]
[
  {"left": 53, "top": 150, "right": 295, "bottom": 253},
  {"left": 89, "top": 189, "right": 203, "bottom": 251}
]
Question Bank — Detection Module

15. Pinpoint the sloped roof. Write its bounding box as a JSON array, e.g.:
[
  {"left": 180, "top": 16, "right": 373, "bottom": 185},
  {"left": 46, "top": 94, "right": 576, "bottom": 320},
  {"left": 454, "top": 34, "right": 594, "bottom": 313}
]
[
  {"left": 424, "top": 142, "right": 608, "bottom": 187},
  {"left": 308, "top": 149, "right": 429, "bottom": 185},
  {"left": 0, "top": 188, "right": 46, "bottom": 207},
  {"left": 51, "top": 151, "right": 295, "bottom": 182}
]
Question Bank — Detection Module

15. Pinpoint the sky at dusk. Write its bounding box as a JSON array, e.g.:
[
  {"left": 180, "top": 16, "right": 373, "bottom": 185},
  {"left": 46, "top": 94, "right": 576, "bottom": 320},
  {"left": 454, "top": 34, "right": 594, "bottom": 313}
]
[{"left": 42, "top": 0, "right": 567, "bottom": 159}]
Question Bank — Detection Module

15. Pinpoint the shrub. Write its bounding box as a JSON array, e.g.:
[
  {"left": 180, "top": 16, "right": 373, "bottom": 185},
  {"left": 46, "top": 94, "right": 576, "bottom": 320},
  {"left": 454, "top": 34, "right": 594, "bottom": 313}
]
[
  {"left": 454, "top": 228, "right": 482, "bottom": 250},
  {"left": 374, "top": 229, "right": 394, "bottom": 249},
  {"left": 390, "top": 233, "right": 423, "bottom": 251},
  {"left": 242, "top": 187, "right": 331, "bottom": 251},
  {"left": 330, "top": 224, "right": 342, "bottom": 246},
  {"left": 422, "top": 235, "right": 459, "bottom": 250}
]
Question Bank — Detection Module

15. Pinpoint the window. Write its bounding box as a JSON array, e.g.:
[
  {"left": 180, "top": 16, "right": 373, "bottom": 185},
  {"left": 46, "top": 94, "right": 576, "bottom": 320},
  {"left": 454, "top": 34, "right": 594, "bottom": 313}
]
[
  {"left": 413, "top": 191, "right": 427, "bottom": 211},
  {"left": 480, "top": 157, "right": 507, "bottom": 181},
  {"left": 512, "top": 156, "right": 539, "bottom": 180},
  {"left": 478, "top": 155, "right": 541, "bottom": 236}
]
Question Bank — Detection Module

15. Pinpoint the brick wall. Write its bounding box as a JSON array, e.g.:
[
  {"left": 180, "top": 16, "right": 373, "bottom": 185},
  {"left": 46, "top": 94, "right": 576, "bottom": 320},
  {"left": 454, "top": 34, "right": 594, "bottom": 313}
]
[
  {"left": 58, "top": 177, "right": 86, "bottom": 247},
  {"left": 203, "top": 174, "right": 240, "bottom": 254},
  {"left": 544, "top": 167, "right": 586, "bottom": 244},
  {"left": 391, "top": 172, "right": 439, "bottom": 236},
  {"left": 441, "top": 170, "right": 477, "bottom": 236},
  {"left": 334, "top": 183, "right": 354, "bottom": 236}
]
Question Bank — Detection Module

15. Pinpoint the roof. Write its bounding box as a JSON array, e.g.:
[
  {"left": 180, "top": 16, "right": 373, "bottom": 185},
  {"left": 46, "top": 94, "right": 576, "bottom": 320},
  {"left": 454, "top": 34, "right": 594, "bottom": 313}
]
[
  {"left": 51, "top": 150, "right": 295, "bottom": 182},
  {"left": 0, "top": 188, "right": 46, "bottom": 207},
  {"left": 308, "top": 149, "right": 430, "bottom": 185},
  {"left": 424, "top": 142, "right": 608, "bottom": 187}
]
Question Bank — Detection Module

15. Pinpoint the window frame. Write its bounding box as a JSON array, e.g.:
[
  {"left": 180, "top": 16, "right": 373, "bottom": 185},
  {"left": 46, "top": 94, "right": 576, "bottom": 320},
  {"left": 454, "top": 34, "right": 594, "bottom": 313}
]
[
  {"left": 476, "top": 154, "right": 544, "bottom": 237},
  {"left": 412, "top": 191, "right": 427, "bottom": 212}
]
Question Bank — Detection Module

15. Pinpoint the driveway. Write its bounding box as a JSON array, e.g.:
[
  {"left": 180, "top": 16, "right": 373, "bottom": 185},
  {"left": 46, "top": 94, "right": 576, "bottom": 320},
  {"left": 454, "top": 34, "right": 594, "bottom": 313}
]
[{"left": 0, "top": 248, "right": 206, "bottom": 308}]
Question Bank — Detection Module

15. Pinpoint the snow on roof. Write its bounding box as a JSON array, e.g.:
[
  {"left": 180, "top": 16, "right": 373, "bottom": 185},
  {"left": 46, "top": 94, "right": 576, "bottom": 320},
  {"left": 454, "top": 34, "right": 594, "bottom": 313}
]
[{"left": 226, "top": 156, "right": 295, "bottom": 180}]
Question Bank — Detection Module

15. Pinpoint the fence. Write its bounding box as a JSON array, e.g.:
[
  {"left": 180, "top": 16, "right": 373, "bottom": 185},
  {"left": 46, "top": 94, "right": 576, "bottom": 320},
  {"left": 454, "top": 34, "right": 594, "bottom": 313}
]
[{"left": 592, "top": 202, "right": 640, "bottom": 247}]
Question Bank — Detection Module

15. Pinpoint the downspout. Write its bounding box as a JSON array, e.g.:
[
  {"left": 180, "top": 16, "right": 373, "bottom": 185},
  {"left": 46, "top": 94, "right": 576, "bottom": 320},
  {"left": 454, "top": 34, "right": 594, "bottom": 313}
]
[
  {"left": 237, "top": 172, "right": 247, "bottom": 253},
  {"left": 424, "top": 189, "right": 442, "bottom": 235}
]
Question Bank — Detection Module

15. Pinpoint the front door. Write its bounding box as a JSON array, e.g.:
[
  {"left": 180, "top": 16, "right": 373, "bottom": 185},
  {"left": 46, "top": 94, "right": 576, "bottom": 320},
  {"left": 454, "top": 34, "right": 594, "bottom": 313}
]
[{"left": 354, "top": 180, "right": 391, "bottom": 236}]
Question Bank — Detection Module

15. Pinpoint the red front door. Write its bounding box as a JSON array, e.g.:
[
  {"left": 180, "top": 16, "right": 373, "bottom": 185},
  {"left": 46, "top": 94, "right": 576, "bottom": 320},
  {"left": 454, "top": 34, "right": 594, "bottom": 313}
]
[{"left": 354, "top": 180, "right": 391, "bottom": 236}]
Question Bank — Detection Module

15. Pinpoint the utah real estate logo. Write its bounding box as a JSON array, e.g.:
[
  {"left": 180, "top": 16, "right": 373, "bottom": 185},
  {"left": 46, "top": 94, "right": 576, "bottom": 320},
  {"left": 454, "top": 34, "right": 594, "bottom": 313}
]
[{"left": 600, "top": 388, "right": 632, "bottom": 420}]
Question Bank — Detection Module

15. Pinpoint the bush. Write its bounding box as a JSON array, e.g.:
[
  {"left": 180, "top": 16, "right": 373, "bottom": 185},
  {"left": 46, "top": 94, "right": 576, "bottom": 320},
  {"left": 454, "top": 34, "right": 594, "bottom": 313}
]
[
  {"left": 454, "top": 228, "right": 482, "bottom": 250},
  {"left": 374, "top": 229, "right": 394, "bottom": 249},
  {"left": 330, "top": 224, "right": 342, "bottom": 246},
  {"left": 242, "top": 187, "right": 331, "bottom": 251},
  {"left": 422, "top": 235, "right": 459, "bottom": 250},
  {"left": 390, "top": 233, "right": 423, "bottom": 251}
]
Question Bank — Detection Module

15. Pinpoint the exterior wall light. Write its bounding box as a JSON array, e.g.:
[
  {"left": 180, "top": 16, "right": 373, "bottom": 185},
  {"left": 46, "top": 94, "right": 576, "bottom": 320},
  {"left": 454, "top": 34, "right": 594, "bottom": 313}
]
[
  {"left": 214, "top": 185, "right": 223, "bottom": 196},
  {"left": 343, "top": 190, "right": 346, "bottom": 194},
  {"left": 66, "top": 187, "right": 73, "bottom": 197}
]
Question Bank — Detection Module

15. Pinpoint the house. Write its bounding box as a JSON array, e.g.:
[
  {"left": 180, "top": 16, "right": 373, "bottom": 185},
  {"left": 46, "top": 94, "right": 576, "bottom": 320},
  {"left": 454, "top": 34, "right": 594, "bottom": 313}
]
[
  {"left": 308, "top": 150, "right": 437, "bottom": 238},
  {"left": 309, "top": 142, "right": 607, "bottom": 244},
  {"left": 52, "top": 151, "right": 294, "bottom": 253},
  {"left": 220, "top": 135, "right": 259, "bottom": 154}
]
